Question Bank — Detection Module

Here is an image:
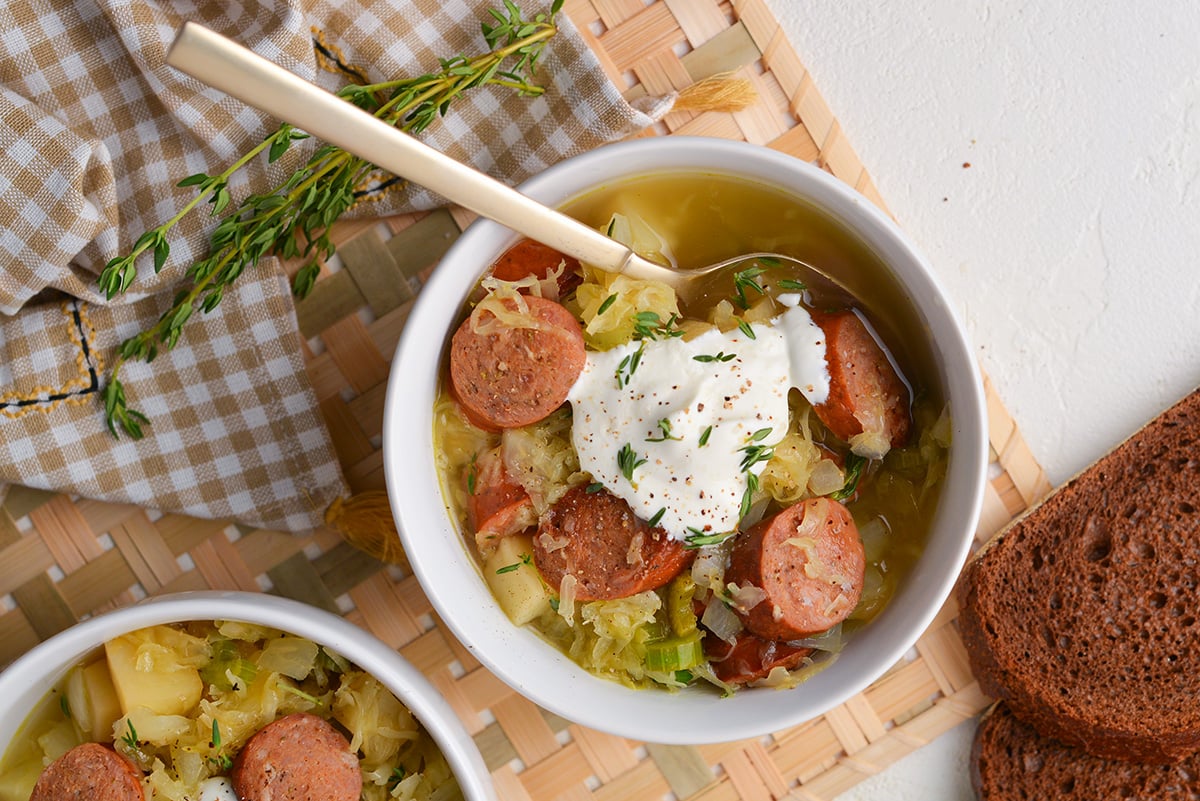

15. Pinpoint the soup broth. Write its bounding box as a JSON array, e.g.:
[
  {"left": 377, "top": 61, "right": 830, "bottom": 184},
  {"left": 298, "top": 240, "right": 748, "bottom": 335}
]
[
  {"left": 433, "top": 170, "right": 949, "bottom": 692},
  {"left": 0, "top": 622, "right": 459, "bottom": 801},
  {"left": 561, "top": 172, "right": 940, "bottom": 391}
]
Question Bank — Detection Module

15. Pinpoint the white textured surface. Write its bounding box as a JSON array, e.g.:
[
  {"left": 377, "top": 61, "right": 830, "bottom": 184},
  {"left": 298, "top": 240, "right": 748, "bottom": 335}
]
[{"left": 759, "top": 1, "right": 1200, "bottom": 798}]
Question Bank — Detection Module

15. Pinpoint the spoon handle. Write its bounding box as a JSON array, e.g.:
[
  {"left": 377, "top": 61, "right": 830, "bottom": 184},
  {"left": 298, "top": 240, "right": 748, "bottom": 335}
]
[{"left": 166, "top": 22, "right": 655, "bottom": 278}]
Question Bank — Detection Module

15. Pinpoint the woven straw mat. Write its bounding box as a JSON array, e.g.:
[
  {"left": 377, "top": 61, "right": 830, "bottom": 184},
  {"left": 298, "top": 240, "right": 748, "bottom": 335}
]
[{"left": 0, "top": 1, "right": 1052, "bottom": 799}]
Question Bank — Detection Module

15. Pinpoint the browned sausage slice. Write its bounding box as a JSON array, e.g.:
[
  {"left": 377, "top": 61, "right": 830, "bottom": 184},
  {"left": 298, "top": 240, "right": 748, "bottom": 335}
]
[
  {"left": 725, "top": 497, "right": 865, "bottom": 640},
  {"left": 30, "top": 742, "right": 144, "bottom": 801},
  {"left": 467, "top": 448, "right": 534, "bottom": 556},
  {"left": 489, "top": 238, "right": 582, "bottom": 295},
  {"left": 705, "top": 631, "right": 814, "bottom": 685},
  {"left": 232, "top": 713, "right": 361, "bottom": 801},
  {"left": 534, "top": 485, "right": 691, "bottom": 601},
  {"left": 449, "top": 295, "right": 586, "bottom": 429},
  {"left": 812, "top": 310, "right": 911, "bottom": 451}
]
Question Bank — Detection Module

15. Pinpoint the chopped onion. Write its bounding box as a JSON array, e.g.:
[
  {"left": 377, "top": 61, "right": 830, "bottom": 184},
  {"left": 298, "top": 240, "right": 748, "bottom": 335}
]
[
  {"left": 858, "top": 516, "right": 890, "bottom": 564},
  {"left": 688, "top": 662, "right": 737, "bottom": 696},
  {"left": 690, "top": 542, "right": 731, "bottom": 590},
  {"left": 791, "top": 623, "right": 845, "bottom": 653},
  {"left": 724, "top": 582, "right": 766, "bottom": 613},
  {"left": 849, "top": 429, "right": 890, "bottom": 460},
  {"left": 626, "top": 530, "right": 645, "bottom": 566},
  {"left": 749, "top": 654, "right": 832, "bottom": 689},
  {"left": 807, "top": 458, "right": 844, "bottom": 496},
  {"left": 537, "top": 531, "right": 569, "bottom": 553},
  {"left": 700, "top": 597, "right": 743, "bottom": 644},
  {"left": 557, "top": 574, "right": 577, "bottom": 627}
]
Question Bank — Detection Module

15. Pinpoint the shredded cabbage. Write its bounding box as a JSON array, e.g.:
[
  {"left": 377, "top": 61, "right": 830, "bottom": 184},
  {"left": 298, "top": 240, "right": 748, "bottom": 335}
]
[
  {"left": 432, "top": 395, "right": 498, "bottom": 529},
  {"left": 547, "top": 591, "right": 662, "bottom": 688},
  {"left": 571, "top": 268, "right": 678, "bottom": 351},
  {"left": 426, "top": 207, "right": 955, "bottom": 698},
  {"left": 0, "top": 623, "right": 460, "bottom": 801},
  {"left": 759, "top": 430, "right": 822, "bottom": 505},
  {"left": 500, "top": 407, "right": 585, "bottom": 514}
]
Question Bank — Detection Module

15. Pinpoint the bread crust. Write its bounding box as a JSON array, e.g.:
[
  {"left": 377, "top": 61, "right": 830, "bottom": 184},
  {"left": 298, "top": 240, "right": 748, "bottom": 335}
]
[
  {"left": 958, "top": 386, "right": 1200, "bottom": 764},
  {"left": 972, "top": 703, "right": 1200, "bottom": 800}
]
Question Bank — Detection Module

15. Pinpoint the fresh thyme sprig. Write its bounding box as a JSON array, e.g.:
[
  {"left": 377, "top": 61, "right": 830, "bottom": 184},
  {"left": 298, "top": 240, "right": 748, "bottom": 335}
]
[
  {"left": 617, "top": 443, "right": 647, "bottom": 483},
  {"left": 120, "top": 720, "right": 138, "bottom": 750},
  {"left": 732, "top": 265, "right": 767, "bottom": 309},
  {"left": 684, "top": 528, "right": 735, "bottom": 549},
  {"left": 99, "top": 0, "right": 564, "bottom": 439},
  {"left": 207, "top": 720, "right": 234, "bottom": 771},
  {"left": 614, "top": 341, "right": 645, "bottom": 388}
]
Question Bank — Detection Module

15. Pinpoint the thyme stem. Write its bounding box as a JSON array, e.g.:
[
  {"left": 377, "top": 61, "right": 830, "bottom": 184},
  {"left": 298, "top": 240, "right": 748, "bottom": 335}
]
[{"left": 100, "top": 1, "right": 563, "bottom": 439}]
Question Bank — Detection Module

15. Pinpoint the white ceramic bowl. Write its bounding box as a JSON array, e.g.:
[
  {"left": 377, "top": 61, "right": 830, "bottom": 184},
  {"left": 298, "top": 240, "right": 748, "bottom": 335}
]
[
  {"left": 0, "top": 591, "right": 494, "bottom": 801},
  {"left": 383, "top": 136, "right": 987, "bottom": 744}
]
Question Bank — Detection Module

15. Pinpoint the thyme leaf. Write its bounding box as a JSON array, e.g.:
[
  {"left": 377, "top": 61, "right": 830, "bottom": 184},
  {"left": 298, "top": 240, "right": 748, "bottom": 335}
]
[
  {"left": 99, "top": 2, "right": 561, "bottom": 438},
  {"left": 828, "top": 452, "right": 867, "bottom": 501},
  {"left": 684, "top": 528, "right": 735, "bottom": 548},
  {"left": 120, "top": 720, "right": 138, "bottom": 750},
  {"left": 645, "top": 418, "right": 681, "bottom": 442},
  {"left": 692, "top": 351, "right": 736, "bottom": 363},
  {"left": 617, "top": 443, "right": 647, "bottom": 483},
  {"left": 732, "top": 265, "right": 767, "bottom": 309},
  {"left": 614, "top": 341, "right": 645, "bottom": 388},
  {"left": 495, "top": 553, "right": 533, "bottom": 574},
  {"left": 632, "top": 311, "right": 684, "bottom": 340}
]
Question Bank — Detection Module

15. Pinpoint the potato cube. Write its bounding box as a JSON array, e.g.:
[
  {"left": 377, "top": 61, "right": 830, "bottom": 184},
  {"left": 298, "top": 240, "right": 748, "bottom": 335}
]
[
  {"left": 65, "top": 657, "right": 123, "bottom": 742},
  {"left": 105, "top": 627, "right": 203, "bottom": 717},
  {"left": 483, "top": 534, "right": 552, "bottom": 625}
]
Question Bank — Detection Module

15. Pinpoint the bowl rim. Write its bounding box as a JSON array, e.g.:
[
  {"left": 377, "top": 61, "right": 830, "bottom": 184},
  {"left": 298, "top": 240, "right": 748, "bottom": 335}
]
[
  {"left": 383, "top": 135, "right": 988, "bottom": 744},
  {"left": 0, "top": 590, "right": 495, "bottom": 801}
]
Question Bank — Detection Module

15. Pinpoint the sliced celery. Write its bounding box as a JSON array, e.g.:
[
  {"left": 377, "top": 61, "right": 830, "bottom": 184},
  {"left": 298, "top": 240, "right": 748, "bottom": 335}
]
[
  {"left": 199, "top": 638, "right": 258, "bottom": 690},
  {"left": 665, "top": 573, "right": 698, "bottom": 636},
  {"left": 644, "top": 630, "right": 704, "bottom": 673}
]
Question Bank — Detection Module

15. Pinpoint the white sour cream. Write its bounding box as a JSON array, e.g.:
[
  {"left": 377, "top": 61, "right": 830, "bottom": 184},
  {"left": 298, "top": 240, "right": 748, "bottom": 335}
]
[
  {"left": 567, "top": 297, "right": 829, "bottom": 541},
  {"left": 197, "top": 777, "right": 239, "bottom": 801}
]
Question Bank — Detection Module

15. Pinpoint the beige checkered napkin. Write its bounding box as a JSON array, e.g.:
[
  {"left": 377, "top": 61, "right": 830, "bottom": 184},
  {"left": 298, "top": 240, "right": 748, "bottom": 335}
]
[{"left": 0, "top": 0, "right": 661, "bottom": 532}]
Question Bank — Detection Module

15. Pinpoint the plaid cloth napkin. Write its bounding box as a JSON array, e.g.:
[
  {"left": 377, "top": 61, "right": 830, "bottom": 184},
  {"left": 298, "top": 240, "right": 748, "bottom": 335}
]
[{"left": 0, "top": 0, "right": 665, "bottom": 532}]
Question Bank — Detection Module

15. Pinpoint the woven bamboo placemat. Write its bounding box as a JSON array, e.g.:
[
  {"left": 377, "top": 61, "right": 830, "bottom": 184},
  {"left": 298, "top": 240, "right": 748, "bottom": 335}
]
[{"left": 0, "top": 1, "right": 1054, "bottom": 798}]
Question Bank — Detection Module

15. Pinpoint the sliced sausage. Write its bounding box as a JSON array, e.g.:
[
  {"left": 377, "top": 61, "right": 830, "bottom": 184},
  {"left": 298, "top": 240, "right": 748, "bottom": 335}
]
[
  {"left": 534, "top": 485, "right": 691, "bottom": 601},
  {"left": 467, "top": 448, "right": 534, "bottom": 557},
  {"left": 30, "top": 742, "right": 144, "bottom": 801},
  {"left": 812, "top": 310, "right": 911, "bottom": 452},
  {"left": 725, "top": 497, "right": 865, "bottom": 641},
  {"left": 705, "top": 631, "right": 814, "bottom": 685},
  {"left": 449, "top": 295, "right": 586, "bottom": 429},
  {"left": 489, "top": 238, "right": 582, "bottom": 295},
  {"left": 232, "top": 713, "right": 360, "bottom": 801}
]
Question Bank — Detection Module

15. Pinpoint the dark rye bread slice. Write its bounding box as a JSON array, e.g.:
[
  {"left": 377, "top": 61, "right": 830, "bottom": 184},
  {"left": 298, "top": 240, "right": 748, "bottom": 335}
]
[
  {"left": 958, "top": 387, "right": 1200, "bottom": 764},
  {"left": 972, "top": 703, "right": 1200, "bottom": 801}
]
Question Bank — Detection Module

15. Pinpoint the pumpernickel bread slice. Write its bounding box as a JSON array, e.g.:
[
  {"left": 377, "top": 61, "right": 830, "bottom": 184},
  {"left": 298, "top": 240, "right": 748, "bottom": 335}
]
[
  {"left": 958, "top": 386, "right": 1200, "bottom": 764},
  {"left": 972, "top": 703, "right": 1200, "bottom": 800}
]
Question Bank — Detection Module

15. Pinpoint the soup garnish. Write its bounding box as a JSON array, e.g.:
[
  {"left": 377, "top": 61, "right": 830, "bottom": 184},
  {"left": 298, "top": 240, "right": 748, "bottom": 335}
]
[{"left": 434, "top": 172, "right": 949, "bottom": 691}]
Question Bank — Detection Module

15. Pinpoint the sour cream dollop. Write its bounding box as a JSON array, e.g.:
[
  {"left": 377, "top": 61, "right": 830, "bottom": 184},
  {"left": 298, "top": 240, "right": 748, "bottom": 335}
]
[
  {"left": 567, "top": 297, "right": 829, "bottom": 541},
  {"left": 198, "top": 777, "right": 239, "bottom": 801}
]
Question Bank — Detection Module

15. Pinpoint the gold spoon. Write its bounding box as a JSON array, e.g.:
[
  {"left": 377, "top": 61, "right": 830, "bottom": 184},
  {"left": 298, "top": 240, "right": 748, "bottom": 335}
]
[{"left": 166, "top": 23, "right": 841, "bottom": 303}]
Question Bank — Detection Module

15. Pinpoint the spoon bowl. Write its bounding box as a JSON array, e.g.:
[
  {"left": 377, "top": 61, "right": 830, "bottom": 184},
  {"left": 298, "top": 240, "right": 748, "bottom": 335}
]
[{"left": 164, "top": 23, "right": 840, "bottom": 303}]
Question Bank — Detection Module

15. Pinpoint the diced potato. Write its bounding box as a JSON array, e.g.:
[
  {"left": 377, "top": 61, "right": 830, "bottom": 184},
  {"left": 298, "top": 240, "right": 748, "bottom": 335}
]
[
  {"left": 106, "top": 629, "right": 203, "bottom": 716},
  {"left": 65, "top": 658, "right": 123, "bottom": 741},
  {"left": 483, "top": 534, "right": 552, "bottom": 625}
]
